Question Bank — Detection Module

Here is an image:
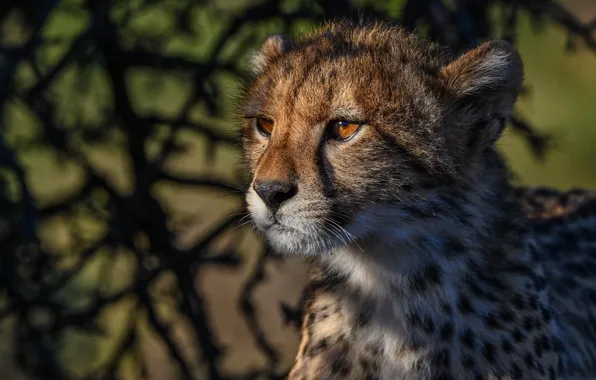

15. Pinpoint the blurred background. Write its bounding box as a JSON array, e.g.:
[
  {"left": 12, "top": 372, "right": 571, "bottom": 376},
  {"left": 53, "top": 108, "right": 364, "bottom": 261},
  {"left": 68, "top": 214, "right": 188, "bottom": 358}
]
[{"left": 0, "top": 0, "right": 594, "bottom": 379}]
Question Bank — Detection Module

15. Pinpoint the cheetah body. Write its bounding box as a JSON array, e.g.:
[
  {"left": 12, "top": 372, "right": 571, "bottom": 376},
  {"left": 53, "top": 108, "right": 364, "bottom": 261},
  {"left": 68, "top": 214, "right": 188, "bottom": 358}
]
[
  {"left": 289, "top": 188, "right": 596, "bottom": 380},
  {"left": 241, "top": 21, "right": 596, "bottom": 379}
]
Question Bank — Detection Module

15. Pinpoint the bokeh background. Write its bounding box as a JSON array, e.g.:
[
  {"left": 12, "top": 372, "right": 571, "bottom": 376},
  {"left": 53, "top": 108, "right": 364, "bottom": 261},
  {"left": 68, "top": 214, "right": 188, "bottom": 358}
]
[{"left": 0, "top": 0, "right": 594, "bottom": 379}]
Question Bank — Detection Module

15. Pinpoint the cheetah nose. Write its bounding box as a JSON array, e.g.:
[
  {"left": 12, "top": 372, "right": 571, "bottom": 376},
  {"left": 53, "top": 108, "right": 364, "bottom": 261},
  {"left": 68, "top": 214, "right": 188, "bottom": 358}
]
[{"left": 253, "top": 180, "right": 298, "bottom": 212}]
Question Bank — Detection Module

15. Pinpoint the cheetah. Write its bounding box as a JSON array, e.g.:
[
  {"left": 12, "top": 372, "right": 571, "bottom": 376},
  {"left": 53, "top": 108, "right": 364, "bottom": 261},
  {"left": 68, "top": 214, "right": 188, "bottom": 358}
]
[{"left": 241, "top": 20, "right": 596, "bottom": 379}]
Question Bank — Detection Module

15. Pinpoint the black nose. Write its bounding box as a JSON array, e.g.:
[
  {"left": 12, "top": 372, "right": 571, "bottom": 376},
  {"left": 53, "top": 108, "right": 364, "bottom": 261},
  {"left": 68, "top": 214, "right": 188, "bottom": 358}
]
[{"left": 253, "top": 180, "right": 297, "bottom": 211}]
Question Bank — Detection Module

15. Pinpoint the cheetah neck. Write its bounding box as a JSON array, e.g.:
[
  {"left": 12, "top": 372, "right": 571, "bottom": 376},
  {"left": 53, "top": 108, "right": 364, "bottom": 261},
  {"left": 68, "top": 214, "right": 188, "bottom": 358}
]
[
  {"left": 322, "top": 169, "right": 533, "bottom": 299},
  {"left": 308, "top": 170, "right": 550, "bottom": 376}
]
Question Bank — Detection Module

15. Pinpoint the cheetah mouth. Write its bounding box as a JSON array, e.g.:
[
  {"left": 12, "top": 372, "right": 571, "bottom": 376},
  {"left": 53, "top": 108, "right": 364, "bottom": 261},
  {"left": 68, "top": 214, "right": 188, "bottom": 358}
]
[
  {"left": 261, "top": 218, "right": 359, "bottom": 256},
  {"left": 265, "top": 221, "right": 292, "bottom": 233},
  {"left": 246, "top": 189, "right": 352, "bottom": 255}
]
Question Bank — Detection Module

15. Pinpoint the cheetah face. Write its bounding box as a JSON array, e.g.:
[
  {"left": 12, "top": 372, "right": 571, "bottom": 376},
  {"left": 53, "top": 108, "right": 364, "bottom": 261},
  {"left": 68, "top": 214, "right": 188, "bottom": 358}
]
[{"left": 242, "top": 23, "right": 522, "bottom": 256}]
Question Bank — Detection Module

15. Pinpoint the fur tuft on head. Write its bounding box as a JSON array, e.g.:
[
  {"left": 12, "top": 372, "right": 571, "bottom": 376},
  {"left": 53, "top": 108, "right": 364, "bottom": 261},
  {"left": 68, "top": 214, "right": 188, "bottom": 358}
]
[{"left": 250, "top": 34, "right": 294, "bottom": 75}]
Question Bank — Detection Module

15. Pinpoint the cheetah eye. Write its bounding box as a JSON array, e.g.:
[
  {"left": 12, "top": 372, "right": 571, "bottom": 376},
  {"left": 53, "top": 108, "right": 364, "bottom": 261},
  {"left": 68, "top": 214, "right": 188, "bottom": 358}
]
[
  {"left": 255, "top": 117, "right": 274, "bottom": 137},
  {"left": 328, "top": 120, "right": 363, "bottom": 141}
]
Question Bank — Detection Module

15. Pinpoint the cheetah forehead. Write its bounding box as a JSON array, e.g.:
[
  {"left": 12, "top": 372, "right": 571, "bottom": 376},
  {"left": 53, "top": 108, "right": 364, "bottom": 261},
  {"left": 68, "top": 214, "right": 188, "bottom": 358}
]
[{"left": 244, "top": 22, "right": 451, "bottom": 123}]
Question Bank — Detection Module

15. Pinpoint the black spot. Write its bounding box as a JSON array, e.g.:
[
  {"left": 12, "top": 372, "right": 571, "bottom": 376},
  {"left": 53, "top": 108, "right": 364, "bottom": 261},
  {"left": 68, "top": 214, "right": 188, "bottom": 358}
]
[
  {"left": 534, "top": 275, "right": 547, "bottom": 290},
  {"left": 440, "top": 302, "right": 453, "bottom": 315},
  {"left": 409, "top": 265, "right": 443, "bottom": 292},
  {"left": 537, "top": 363, "right": 546, "bottom": 376},
  {"left": 587, "top": 289, "right": 596, "bottom": 304},
  {"left": 548, "top": 366, "right": 556, "bottom": 379},
  {"left": 336, "top": 334, "right": 349, "bottom": 345},
  {"left": 444, "top": 236, "right": 466, "bottom": 257},
  {"left": 439, "top": 322, "right": 454, "bottom": 341},
  {"left": 307, "top": 338, "right": 330, "bottom": 357},
  {"left": 533, "top": 337, "right": 544, "bottom": 357},
  {"left": 512, "top": 294, "right": 525, "bottom": 310},
  {"left": 432, "top": 348, "right": 450, "bottom": 369},
  {"left": 408, "top": 312, "right": 423, "bottom": 327},
  {"left": 424, "top": 264, "right": 442, "bottom": 284},
  {"left": 524, "top": 353, "right": 535, "bottom": 369},
  {"left": 584, "top": 260, "right": 596, "bottom": 273},
  {"left": 499, "top": 308, "right": 515, "bottom": 323},
  {"left": 422, "top": 317, "right": 435, "bottom": 334},
  {"left": 410, "top": 276, "right": 428, "bottom": 292},
  {"left": 466, "top": 278, "right": 486, "bottom": 298},
  {"left": 461, "top": 329, "right": 475, "bottom": 349},
  {"left": 359, "top": 357, "right": 370, "bottom": 371},
  {"left": 552, "top": 337, "right": 564, "bottom": 351},
  {"left": 476, "top": 272, "right": 506, "bottom": 290},
  {"left": 527, "top": 295, "right": 539, "bottom": 311},
  {"left": 564, "top": 262, "right": 592, "bottom": 277},
  {"left": 359, "top": 357, "right": 377, "bottom": 373},
  {"left": 541, "top": 335, "right": 552, "bottom": 351},
  {"left": 462, "top": 355, "right": 474, "bottom": 369},
  {"left": 501, "top": 338, "right": 513, "bottom": 353},
  {"left": 562, "top": 276, "right": 580, "bottom": 292},
  {"left": 365, "top": 342, "right": 381, "bottom": 355},
  {"left": 523, "top": 316, "right": 536, "bottom": 331},
  {"left": 541, "top": 307, "right": 552, "bottom": 322},
  {"left": 331, "top": 357, "right": 351, "bottom": 376},
  {"left": 484, "top": 292, "right": 499, "bottom": 302},
  {"left": 356, "top": 311, "right": 371, "bottom": 328},
  {"left": 512, "top": 328, "right": 526, "bottom": 343},
  {"left": 485, "top": 314, "right": 501, "bottom": 329},
  {"left": 414, "top": 357, "right": 426, "bottom": 371},
  {"left": 457, "top": 295, "right": 474, "bottom": 314},
  {"left": 482, "top": 342, "right": 496, "bottom": 363},
  {"left": 511, "top": 363, "right": 523, "bottom": 379},
  {"left": 503, "top": 263, "right": 532, "bottom": 276},
  {"left": 432, "top": 374, "right": 455, "bottom": 380}
]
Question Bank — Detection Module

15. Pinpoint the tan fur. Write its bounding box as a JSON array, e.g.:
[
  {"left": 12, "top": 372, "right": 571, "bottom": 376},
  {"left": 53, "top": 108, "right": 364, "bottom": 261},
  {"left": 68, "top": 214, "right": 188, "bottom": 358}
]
[{"left": 242, "top": 20, "right": 596, "bottom": 379}]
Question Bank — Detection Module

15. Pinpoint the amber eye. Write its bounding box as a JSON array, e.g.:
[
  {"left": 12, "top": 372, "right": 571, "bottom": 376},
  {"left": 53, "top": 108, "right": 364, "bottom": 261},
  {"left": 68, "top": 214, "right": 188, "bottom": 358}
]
[
  {"left": 255, "top": 117, "right": 274, "bottom": 136},
  {"left": 329, "top": 121, "right": 362, "bottom": 141}
]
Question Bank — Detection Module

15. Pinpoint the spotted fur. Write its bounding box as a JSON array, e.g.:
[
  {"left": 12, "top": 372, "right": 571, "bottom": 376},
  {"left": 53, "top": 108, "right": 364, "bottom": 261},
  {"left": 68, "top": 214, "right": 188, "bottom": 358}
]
[{"left": 241, "top": 20, "right": 596, "bottom": 379}]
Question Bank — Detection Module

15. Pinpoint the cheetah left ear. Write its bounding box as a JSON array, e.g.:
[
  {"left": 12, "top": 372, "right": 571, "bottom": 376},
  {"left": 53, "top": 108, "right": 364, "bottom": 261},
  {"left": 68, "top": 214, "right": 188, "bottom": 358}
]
[
  {"left": 250, "top": 35, "right": 294, "bottom": 75},
  {"left": 440, "top": 40, "right": 523, "bottom": 99},
  {"left": 439, "top": 41, "right": 523, "bottom": 148}
]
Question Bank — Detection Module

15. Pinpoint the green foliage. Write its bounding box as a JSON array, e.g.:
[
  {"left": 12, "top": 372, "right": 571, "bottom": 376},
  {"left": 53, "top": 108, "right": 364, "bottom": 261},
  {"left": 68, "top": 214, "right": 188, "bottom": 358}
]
[{"left": 0, "top": 0, "right": 594, "bottom": 379}]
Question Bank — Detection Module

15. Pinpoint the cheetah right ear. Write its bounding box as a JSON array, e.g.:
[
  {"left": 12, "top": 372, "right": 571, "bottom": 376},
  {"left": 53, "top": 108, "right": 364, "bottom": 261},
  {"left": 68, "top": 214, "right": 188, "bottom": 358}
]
[{"left": 250, "top": 35, "right": 294, "bottom": 75}]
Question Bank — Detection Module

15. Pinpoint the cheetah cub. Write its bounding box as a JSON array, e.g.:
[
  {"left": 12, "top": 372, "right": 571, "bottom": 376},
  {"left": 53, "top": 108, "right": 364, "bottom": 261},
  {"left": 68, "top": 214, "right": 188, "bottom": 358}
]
[{"left": 242, "top": 21, "right": 596, "bottom": 379}]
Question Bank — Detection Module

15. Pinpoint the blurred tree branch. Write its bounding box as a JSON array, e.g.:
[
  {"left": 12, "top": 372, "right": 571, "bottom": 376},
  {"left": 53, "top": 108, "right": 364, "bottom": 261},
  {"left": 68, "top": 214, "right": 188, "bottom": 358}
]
[{"left": 0, "top": 0, "right": 594, "bottom": 379}]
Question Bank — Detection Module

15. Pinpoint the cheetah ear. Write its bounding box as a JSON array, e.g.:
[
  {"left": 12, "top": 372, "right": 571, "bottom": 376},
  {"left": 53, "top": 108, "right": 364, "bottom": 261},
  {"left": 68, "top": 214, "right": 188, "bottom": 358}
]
[
  {"left": 440, "top": 40, "right": 523, "bottom": 98},
  {"left": 438, "top": 41, "right": 523, "bottom": 147},
  {"left": 250, "top": 35, "right": 293, "bottom": 75}
]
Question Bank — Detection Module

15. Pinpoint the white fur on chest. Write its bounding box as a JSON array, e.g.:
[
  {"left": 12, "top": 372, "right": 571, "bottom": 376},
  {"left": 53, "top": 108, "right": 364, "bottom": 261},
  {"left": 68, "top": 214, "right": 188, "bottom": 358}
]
[{"left": 320, "top": 229, "right": 472, "bottom": 379}]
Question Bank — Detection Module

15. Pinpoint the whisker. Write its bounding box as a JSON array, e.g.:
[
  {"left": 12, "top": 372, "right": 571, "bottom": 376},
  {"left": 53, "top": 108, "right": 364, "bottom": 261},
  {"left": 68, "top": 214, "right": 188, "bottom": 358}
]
[
  {"left": 327, "top": 218, "right": 363, "bottom": 252},
  {"left": 323, "top": 218, "right": 350, "bottom": 248}
]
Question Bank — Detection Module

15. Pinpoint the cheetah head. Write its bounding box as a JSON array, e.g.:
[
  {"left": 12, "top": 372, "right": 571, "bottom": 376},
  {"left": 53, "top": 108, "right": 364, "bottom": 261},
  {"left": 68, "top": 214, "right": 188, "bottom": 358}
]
[{"left": 241, "top": 21, "right": 523, "bottom": 256}]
